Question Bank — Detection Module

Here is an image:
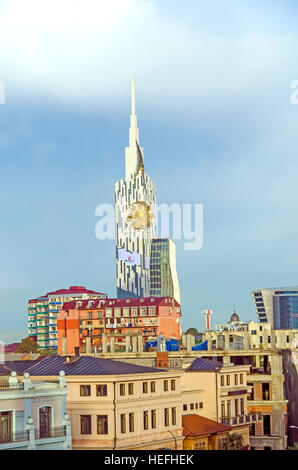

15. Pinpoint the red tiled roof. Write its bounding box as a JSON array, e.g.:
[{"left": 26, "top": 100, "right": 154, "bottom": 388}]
[
  {"left": 28, "top": 287, "right": 107, "bottom": 303},
  {"left": 182, "top": 414, "right": 232, "bottom": 437},
  {"left": 62, "top": 296, "right": 180, "bottom": 311},
  {"left": 4, "top": 343, "right": 20, "bottom": 353}
]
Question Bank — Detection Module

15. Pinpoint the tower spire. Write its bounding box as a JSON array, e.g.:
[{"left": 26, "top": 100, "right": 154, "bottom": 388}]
[
  {"left": 125, "top": 77, "right": 143, "bottom": 177},
  {"left": 131, "top": 76, "right": 136, "bottom": 115},
  {"left": 129, "top": 77, "right": 139, "bottom": 147}
]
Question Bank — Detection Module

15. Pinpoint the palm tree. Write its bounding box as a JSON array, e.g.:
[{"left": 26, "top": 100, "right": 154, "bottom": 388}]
[
  {"left": 223, "top": 432, "right": 244, "bottom": 450},
  {"left": 289, "top": 442, "right": 298, "bottom": 450}
]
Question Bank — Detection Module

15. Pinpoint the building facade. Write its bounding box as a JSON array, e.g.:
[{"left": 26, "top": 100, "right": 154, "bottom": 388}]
[
  {"left": 181, "top": 357, "right": 254, "bottom": 449},
  {"left": 57, "top": 297, "right": 182, "bottom": 355},
  {"left": 28, "top": 286, "right": 107, "bottom": 352},
  {"left": 115, "top": 79, "right": 180, "bottom": 302},
  {"left": 252, "top": 287, "right": 298, "bottom": 329},
  {"left": 19, "top": 355, "right": 184, "bottom": 450},
  {"left": 0, "top": 367, "right": 71, "bottom": 450},
  {"left": 115, "top": 78, "right": 156, "bottom": 298},
  {"left": 150, "top": 238, "right": 180, "bottom": 304}
]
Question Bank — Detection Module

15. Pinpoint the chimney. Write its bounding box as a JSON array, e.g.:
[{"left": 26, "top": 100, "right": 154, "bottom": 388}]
[{"left": 156, "top": 351, "right": 169, "bottom": 368}]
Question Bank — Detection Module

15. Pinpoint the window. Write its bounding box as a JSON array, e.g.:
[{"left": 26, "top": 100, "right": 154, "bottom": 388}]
[
  {"left": 221, "top": 402, "right": 225, "bottom": 417},
  {"left": 195, "top": 403, "right": 198, "bottom": 409},
  {"left": 199, "top": 402, "right": 203, "bottom": 409},
  {"left": 227, "top": 401, "right": 231, "bottom": 417},
  {"left": 221, "top": 375, "right": 224, "bottom": 386},
  {"left": 97, "top": 415, "right": 108, "bottom": 434},
  {"left": 171, "top": 380, "right": 176, "bottom": 391},
  {"left": 240, "top": 398, "right": 245, "bottom": 415},
  {"left": 172, "top": 408, "right": 176, "bottom": 425},
  {"left": 190, "top": 403, "right": 194, "bottom": 410},
  {"left": 120, "top": 384, "right": 125, "bottom": 396},
  {"left": 88, "top": 312, "right": 92, "bottom": 319},
  {"left": 164, "top": 380, "right": 169, "bottom": 391},
  {"left": 226, "top": 375, "right": 230, "bottom": 386},
  {"left": 80, "top": 385, "right": 91, "bottom": 396},
  {"left": 234, "top": 374, "right": 238, "bottom": 385},
  {"left": 129, "top": 413, "right": 134, "bottom": 432},
  {"left": 81, "top": 415, "right": 91, "bottom": 435},
  {"left": 151, "top": 381, "right": 156, "bottom": 393},
  {"left": 151, "top": 410, "right": 156, "bottom": 429},
  {"left": 235, "top": 399, "right": 239, "bottom": 416},
  {"left": 164, "top": 408, "right": 169, "bottom": 427},
  {"left": 128, "top": 383, "right": 134, "bottom": 395},
  {"left": 96, "top": 384, "right": 107, "bottom": 396},
  {"left": 143, "top": 382, "right": 148, "bottom": 394},
  {"left": 143, "top": 411, "right": 149, "bottom": 430},
  {"left": 240, "top": 374, "right": 243, "bottom": 385},
  {"left": 120, "top": 414, "right": 126, "bottom": 433},
  {"left": 183, "top": 404, "right": 187, "bottom": 411}
]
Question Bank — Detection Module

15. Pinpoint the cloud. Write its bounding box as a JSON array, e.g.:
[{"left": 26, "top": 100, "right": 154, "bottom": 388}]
[{"left": 0, "top": 0, "right": 297, "bottom": 119}]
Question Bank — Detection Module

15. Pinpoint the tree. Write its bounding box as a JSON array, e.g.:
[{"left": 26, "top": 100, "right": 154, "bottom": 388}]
[
  {"left": 223, "top": 432, "right": 244, "bottom": 450},
  {"left": 185, "top": 328, "right": 200, "bottom": 336},
  {"left": 16, "top": 336, "right": 38, "bottom": 353},
  {"left": 289, "top": 442, "right": 298, "bottom": 450}
]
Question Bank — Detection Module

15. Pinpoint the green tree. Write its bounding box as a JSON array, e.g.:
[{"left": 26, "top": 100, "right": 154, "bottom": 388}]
[
  {"left": 223, "top": 432, "right": 244, "bottom": 450},
  {"left": 289, "top": 442, "right": 298, "bottom": 450},
  {"left": 16, "top": 336, "right": 38, "bottom": 353},
  {"left": 185, "top": 328, "right": 200, "bottom": 336}
]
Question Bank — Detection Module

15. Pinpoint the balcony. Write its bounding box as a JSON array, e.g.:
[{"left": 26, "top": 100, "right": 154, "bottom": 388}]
[
  {"left": 0, "top": 426, "right": 67, "bottom": 450},
  {"left": 221, "top": 413, "right": 262, "bottom": 427}
]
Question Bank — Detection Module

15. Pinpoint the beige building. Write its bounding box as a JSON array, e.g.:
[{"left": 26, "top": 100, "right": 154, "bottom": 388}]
[
  {"left": 20, "top": 355, "right": 184, "bottom": 450},
  {"left": 180, "top": 357, "right": 258, "bottom": 448}
]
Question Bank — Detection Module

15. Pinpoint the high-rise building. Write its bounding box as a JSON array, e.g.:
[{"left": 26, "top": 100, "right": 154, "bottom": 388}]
[
  {"left": 150, "top": 238, "right": 180, "bottom": 304},
  {"left": 115, "top": 77, "right": 157, "bottom": 298},
  {"left": 252, "top": 287, "right": 298, "bottom": 329},
  {"left": 28, "top": 286, "right": 107, "bottom": 351},
  {"left": 115, "top": 79, "right": 180, "bottom": 301}
]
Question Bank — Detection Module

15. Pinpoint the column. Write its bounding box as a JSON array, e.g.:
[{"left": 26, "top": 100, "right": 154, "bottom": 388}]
[
  {"left": 125, "top": 335, "right": 131, "bottom": 353},
  {"left": 132, "top": 336, "right": 137, "bottom": 353},
  {"left": 26, "top": 417, "right": 36, "bottom": 450},
  {"left": 63, "top": 413, "right": 72, "bottom": 450},
  {"left": 137, "top": 335, "right": 143, "bottom": 353},
  {"left": 102, "top": 334, "right": 107, "bottom": 354},
  {"left": 86, "top": 337, "right": 92, "bottom": 355}
]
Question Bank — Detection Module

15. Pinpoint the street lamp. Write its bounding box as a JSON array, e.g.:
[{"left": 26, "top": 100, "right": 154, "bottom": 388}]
[{"left": 168, "top": 430, "right": 177, "bottom": 450}]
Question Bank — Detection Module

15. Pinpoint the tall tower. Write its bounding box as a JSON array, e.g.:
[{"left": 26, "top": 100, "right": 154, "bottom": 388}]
[
  {"left": 202, "top": 309, "right": 213, "bottom": 331},
  {"left": 115, "top": 78, "right": 156, "bottom": 298}
]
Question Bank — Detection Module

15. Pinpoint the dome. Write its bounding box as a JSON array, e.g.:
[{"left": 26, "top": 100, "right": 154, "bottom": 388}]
[{"left": 230, "top": 308, "right": 240, "bottom": 323}]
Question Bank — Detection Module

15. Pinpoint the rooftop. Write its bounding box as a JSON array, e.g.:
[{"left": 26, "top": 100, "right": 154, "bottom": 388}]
[
  {"left": 7, "top": 355, "right": 168, "bottom": 376},
  {"left": 187, "top": 357, "right": 223, "bottom": 372},
  {"left": 182, "top": 414, "right": 231, "bottom": 437},
  {"left": 29, "top": 286, "right": 107, "bottom": 303},
  {"left": 62, "top": 296, "right": 180, "bottom": 311}
]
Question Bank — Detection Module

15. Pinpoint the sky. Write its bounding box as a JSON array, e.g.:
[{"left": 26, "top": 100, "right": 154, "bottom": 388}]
[{"left": 1, "top": 0, "right": 298, "bottom": 342}]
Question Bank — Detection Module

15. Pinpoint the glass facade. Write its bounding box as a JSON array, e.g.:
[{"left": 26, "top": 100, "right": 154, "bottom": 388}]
[
  {"left": 149, "top": 238, "right": 180, "bottom": 303},
  {"left": 273, "top": 294, "right": 298, "bottom": 329}
]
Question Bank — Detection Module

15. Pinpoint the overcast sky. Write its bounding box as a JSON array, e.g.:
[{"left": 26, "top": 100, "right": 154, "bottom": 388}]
[{"left": 1, "top": 0, "right": 298, "bottom": 342}]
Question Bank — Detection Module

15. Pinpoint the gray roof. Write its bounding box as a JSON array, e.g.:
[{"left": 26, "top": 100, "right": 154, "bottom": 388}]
[
  {"left": 20, "top": 355, "right": 166, "bottom": 376},
  {"left": 188, "top": 357, "right": 223, "bottom": 371},
  {"left": 3, "top": 360, "right": 43, "bottom": 374}
]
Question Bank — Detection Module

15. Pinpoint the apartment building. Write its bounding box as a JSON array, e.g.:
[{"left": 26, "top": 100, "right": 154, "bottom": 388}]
[
  {"left": 180, "top": 357, "right": 256, "bottom": 448},
  {"left": 17, "top": 355, "right": 184, "bottom": 450},
  {"left": 57, "top": 296, "right": 181, "bottom": 355},
  {"left": 28, "top": 286, "right": 107, "bottom": 352}
]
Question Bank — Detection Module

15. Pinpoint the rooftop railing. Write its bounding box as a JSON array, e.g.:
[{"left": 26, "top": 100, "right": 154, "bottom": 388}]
[{"left": 221, "top": 413, "right": 262, "bottom": 426}]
